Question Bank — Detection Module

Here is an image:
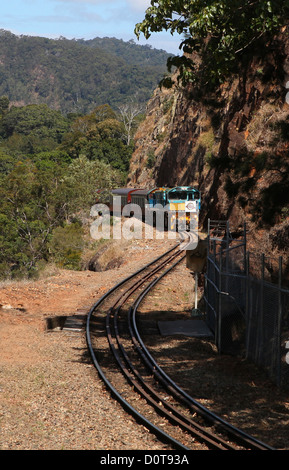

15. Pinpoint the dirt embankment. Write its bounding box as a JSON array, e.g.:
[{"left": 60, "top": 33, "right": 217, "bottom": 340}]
[{"left": 1, "top": 229, "right": 289, "bottom": 450}]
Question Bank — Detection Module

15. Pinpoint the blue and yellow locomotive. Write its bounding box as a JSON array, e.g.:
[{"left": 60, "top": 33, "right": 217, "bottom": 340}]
[{"left": 165, "top": 186, "right": 200, "bottom": 230}]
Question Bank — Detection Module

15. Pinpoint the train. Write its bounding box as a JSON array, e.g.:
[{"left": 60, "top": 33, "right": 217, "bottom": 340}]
[{"left": 107, "top": 186, "right": 201, "bottom": 231}]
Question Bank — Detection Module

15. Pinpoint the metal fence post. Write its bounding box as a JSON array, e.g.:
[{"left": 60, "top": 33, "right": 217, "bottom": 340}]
[
  {"left": 245, "top": 251, "right": 250, "bottom": 358},
  {"left": 218, "top": 245, "right": 222, "bottom": 353},
  {"left": 243, "top": 221, "right": 247, "bottom": 272},
  {"left": 277, "top": 256, "right": 283, "bottom": 386},
  {"left": 213, "top": 239, "right": 217, "bottom": 344},
  {"left": 257, "top": 254, "right": 265, "bottom": 365},
  {"left": 206, "top": 220, "right": 210, "bottom": 321}
]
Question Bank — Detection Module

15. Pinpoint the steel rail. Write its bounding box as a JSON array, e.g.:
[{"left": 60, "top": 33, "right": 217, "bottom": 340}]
[
  {"left": 108, "top": 247, "right": 183, "bottom": 312},
  {"left": 86, "top": 242, "right": 275, "bottom": 451},
  {"left": 104, "top": 248, "right": 236, "bottom": 450},
  {"left": 130, "top": 267, "right": 275, "bottom": 451},
  {"left": 86, "top": 245, "right": 191, "bottom": 450},
  {"left": 110, "top": 306, "right": 235, "bottom": 450}
]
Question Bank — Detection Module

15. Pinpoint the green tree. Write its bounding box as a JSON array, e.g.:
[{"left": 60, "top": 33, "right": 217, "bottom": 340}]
[
  {"left": 0, "top": 101, "right": 129, "bottom": 279},
  {"left": 0, "top": 104, "right": 70, "bottom": 141},
  {"left": 0, "top": 151, "right": 16, "bottom": 175},
  {"left": 48, "top": 222, "right": 84, "bottom": 270},
  {"left": 135, "top": 0, "right": 289, "bottom": 88},
  {"left": 61, "top": 155, "right": 124, "bottom": 214},
  {"left": 61, "top": 104, "right": 132, "bottom": 173},
  {"left": 0, "top": 96, "right": 9, "bottom": 117},
  {"left": 0, "top": 159, "right": 68, "bottom": 277}
]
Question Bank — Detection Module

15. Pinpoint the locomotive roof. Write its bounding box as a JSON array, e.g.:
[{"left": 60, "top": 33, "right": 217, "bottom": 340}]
[
  {"left": 111, "top": 187, "right": 200, "bottom": 197},
  {"left": 111, "top": 188, "right": 139, "bottom": 195},
  {"left": 168, "top": 186, "right": 199, "bottom": 192},
  {"left": 130, "top": 189, "right": 152, "bottom": 196}
]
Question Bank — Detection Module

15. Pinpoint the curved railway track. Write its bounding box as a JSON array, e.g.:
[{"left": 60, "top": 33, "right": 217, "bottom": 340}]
[{"left": 86, "top": 242, "right": 275, "bottom": 451}]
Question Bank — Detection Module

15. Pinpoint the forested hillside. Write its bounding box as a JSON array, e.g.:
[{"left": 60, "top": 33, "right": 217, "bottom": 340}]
[
  {"left": 0, "top": 28, "right": 171, "bottom": 280},
  {"left": 0, "top": 30, "right": 170, "bottom": 114},
  {"left": 0, "top": 101, "right": 133, "bottom": 279}
]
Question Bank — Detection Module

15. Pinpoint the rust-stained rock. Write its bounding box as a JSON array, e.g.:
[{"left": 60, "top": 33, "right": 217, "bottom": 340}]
[{"left": 128, "top": 26, "right": 289, "bottom": 269}]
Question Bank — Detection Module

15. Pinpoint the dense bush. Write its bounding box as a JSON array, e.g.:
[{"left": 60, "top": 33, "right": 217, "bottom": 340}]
[{"left": 0, "top": 101, "right": 128, "bottom": 279}]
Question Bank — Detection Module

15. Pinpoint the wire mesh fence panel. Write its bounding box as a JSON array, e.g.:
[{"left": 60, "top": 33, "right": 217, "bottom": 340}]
[
  {"left": 218, "top": 273, "right": 247, "bottom": 355},
  {"left": 246, "top": 280, "right": 281, "bottom": 382},
  {"left": 204, "top": 220, "right": 289, "bottom": 386},
  {"left": 205, "top": 253, "right": 219, "bottom": 336},
  {"left": 281, "top": 291, "right": 289, "bottom": 386}
]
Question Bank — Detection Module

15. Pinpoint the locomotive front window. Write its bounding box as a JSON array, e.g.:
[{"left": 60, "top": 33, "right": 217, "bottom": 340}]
[
  {"left": 188, "top": 192, "right": 199, "bottom": 200},
  {"left": 169, "top": 191, "right": 187, "bottom": 200},
  {"left": 169, "top": 190, "right": 200, "bottom": 201}
]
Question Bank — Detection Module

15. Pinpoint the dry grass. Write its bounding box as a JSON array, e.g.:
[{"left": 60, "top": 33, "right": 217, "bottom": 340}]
[{"left": 245, "top": 103, "right": 288, "bottom": 152}]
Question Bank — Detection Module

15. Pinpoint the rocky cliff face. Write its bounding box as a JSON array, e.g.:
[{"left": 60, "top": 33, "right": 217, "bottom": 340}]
[{"left": 128, "top": 27, "right": 289, "bottom": 266}]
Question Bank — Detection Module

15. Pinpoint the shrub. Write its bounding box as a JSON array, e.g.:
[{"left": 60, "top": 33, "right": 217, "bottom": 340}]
[{"left": 49, "top": 222, "right": 84, "bottom": 270}]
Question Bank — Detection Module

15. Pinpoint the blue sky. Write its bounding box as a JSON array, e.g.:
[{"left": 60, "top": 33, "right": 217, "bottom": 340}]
[{"left": 1, "top": 0, "right": 181, "bottom": 54}]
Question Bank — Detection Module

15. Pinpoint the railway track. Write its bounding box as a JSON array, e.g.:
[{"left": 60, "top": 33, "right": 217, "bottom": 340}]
[{"left": 86, "top": 242, "right": 274, "bottom": 451}]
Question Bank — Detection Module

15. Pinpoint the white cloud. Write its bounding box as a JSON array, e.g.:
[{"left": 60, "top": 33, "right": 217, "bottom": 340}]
[
  {"left": 51, "top": 0, "right": 107, "bottom": 3},
  {"left": 50, "top": 0, "right": 150, "bottom": 11},
  {"left": 2, "top": 0, "right": 180, "bottom": 53},
  {"left": 126, "top": 0, "right": 150, "bottom": 12}
]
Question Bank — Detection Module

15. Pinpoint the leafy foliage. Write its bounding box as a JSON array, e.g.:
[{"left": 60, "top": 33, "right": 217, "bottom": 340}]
[
  {"left": 135, "top": 0, "right": 289, "bottom": 88},
  {"left": 0, "top": 104, "right": 69, "bottom": 140},
  {"left": 0, "top": 101, "right": 128, "bottom": 279},
  {"left": 48, "top": 222, "right": 84, "bottom": 271},
  {"left": 61, "top": 104, "right": 132, "bottom": 172}
]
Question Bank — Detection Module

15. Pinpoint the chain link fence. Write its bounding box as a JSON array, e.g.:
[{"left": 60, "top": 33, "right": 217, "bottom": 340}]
[{"left": 204, "top": 220, "right": 289, "bottom": 386}]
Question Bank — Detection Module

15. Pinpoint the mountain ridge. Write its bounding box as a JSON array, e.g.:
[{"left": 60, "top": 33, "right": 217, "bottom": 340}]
[{"left": 0, "top": 29, "right": 171, "bottom": 114}]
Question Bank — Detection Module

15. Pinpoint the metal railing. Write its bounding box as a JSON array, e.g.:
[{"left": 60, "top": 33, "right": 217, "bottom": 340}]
[{"left": 204, "top": 220, "right": 289, "bottom": 386}]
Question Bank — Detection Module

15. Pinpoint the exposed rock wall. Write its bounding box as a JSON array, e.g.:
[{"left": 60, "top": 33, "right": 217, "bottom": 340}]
[{"left": 128, "top": 27, "right": 289, "bottom": 265}]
